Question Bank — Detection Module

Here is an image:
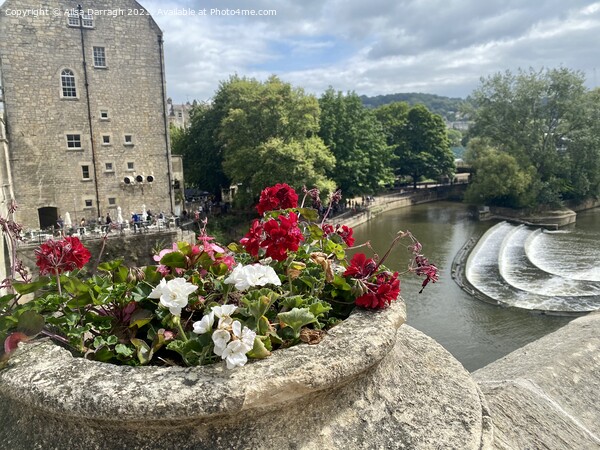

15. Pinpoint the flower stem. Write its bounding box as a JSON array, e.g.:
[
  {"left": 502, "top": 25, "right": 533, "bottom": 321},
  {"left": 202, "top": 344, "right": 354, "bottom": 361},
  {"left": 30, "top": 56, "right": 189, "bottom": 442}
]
[
  {"left": 55, "top": 272, "right": 62, "bottom": 296},
  {"left": 173, "top": 315, "right": 189, "bottom": 342}
]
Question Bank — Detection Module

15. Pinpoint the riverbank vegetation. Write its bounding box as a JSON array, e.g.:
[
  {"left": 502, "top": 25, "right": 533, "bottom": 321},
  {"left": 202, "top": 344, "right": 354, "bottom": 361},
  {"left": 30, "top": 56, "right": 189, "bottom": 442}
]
[
  {"left": 464, "top": 67, "right": 600, "bottom": 209},
  {"left": 172, "top": 75, "right": 455, "bottom": 206}
]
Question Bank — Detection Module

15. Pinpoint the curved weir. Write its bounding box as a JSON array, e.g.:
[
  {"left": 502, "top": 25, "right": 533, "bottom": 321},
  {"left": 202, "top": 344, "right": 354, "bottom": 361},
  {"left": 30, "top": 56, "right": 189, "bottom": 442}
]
[{"left": 465, "top": 222, "right": 600, "bottom": 313}]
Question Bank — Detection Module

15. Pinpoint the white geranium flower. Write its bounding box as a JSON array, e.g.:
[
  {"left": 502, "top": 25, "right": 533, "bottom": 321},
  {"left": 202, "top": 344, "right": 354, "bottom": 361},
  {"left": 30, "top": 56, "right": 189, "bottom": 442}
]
[
  {"left": 212, "top": 304, "right": 237, "bottom": 328},
  {"left": 216, "top": 321, "right": 257, "bottom": 369},
  {"left": 224, "top": 264, "right": 282, "bottom": 291},
  {"left": 240, "top": 326, "right": 257, "bottom": 350},
  {"left": 192, "top": 312, "right": 215, "bottom": 335},
  {"left": 212, "top": 329, "right": 231, "bottom": 356},
  {"left": 221, "top": 340, "right": 250, "bottom": 369},
  {"left": 148, "top": 278, "right": 197, "bottom": 316}
]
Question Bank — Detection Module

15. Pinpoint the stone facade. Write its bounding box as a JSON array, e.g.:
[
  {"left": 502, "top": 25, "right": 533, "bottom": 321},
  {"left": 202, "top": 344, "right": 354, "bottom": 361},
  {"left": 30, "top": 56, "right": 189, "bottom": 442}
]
[
  {"left": 0, "top": 0, "right": 175, "bottom": 231},
  {"left": 0, "top": 113, "right": 15, "bottom": 283},
  {"left": 167, "top": 98, "right": 193, "bottom": 129}
]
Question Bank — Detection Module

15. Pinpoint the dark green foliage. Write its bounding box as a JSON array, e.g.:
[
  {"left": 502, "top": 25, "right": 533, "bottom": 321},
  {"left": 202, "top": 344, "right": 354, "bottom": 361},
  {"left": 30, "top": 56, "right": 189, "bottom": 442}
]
[
  {"left": 467, "top": 67, "right": 599, "bottom": 207},
  {"left": 319, "top": 88, "right": 395, "bottom": 196},
  {"left": 375, "top": 102, "right": 455, "bottom": 188},
  {"left": 361, "top": 92, "right": 468, "bottom": 121}
]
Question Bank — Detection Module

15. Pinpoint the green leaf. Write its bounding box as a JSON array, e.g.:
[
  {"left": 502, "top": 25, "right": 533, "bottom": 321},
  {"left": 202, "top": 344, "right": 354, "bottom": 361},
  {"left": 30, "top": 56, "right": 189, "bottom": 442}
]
[
  {"left": 208, "top": 262, "right": 229, "bottom": 277},
  {"left": 115, "top": 343, "right": 135, "bottom": 358},
  {"left": 113, "top": 266, "right": 130, "bottom": 283},
  {"left": 129, "top": 309, "right": 154, "bottom": 329},
  {"left": 97, "top": 260, "right": 124, "bottom": 272},
  {"left": 0, "top": 294, "right": 17, "bottom": 307},
  {"left": 281, "top": 295, "right": 307, "bottom": 310},
  {"left": 16, "top": 310, "right": 45, "bottom": 336},
  {"left": 332, "top": 275, "right": 352, "bottom": 291},
  {"left": 247, "top": 336, "right": 271, "bottom": 359},
  {"left": 297, "top": 207, "right": 319, "bottom": 222},
  {"left": 308, "top": 224, "right": 324, "bottom": 240},
  {"left": 160, "top": 252, "right": 187, "bottom": 269},
  {"left": 143, "top": 266, "right": 163, "bottom": 284},
  {"left": 308, "top": 301, "right": 332, "bottom": 318},
  {"left": 130, "top": 338, "right": 152, "bottom": 365},
  {"left": 277, "top": 307, "right": 317, "bottom": 338},
  {"left": 91, "top": 345, "right": 115, "bottom": 362},
  {"left": 227, "top": 242, "right": 243, "bottom": 253},
  {"left": 12, "top": 277, "right": 51, "bottom": 295},
  {"left": 242, "top": 289, "right": 279, "bottom": 322},
  {"left": 166, "top": 338, "right": 206, "bottom": 366}
]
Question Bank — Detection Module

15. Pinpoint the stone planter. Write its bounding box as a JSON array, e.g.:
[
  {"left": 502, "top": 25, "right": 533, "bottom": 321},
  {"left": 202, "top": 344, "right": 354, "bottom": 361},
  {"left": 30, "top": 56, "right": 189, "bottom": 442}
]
[{"left": 0, "top": 300, "right": 492, "bottom": 449}]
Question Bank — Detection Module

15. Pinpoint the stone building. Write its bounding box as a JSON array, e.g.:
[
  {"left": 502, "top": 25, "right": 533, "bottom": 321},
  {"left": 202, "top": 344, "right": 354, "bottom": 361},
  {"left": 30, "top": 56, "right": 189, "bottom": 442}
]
[
  {"left": 167, "top": 98, "right": 193, "bottom": 129},
  {"left": 0, "top": 0, "right": 175, "bottom": 230}
]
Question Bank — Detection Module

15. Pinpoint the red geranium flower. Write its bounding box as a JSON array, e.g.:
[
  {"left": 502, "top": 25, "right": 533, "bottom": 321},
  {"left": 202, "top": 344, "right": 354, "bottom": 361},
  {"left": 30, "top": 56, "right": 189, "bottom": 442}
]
[
  {"left": 240, "top": 219, "right": 264, "bottom": 257},
  {"left": 414, "top": 254, "right": 439, "bottom": 293},
  {"left": 256, "top": 183, "right": 299, "bottom": 215},
  {"left": 261, "top": 212, "right": 304, "bottom": 261},
  {"left": 321, "top": 224, "right": 354, "bottom": 247},
  {"left": 355, "top": 272, "right": 400, "bottom": 309},
  {"left": 321, "top": 224, "right": 334, "bottom": 235},
  {"left": 343, "top": 253, "right": 377, "bottom": 278},
  {"left": 35, "top": 236, "right": 91, "bottom": 275},
  {"left": 337, "top": 225, "right": 355, "bottom": 247}
]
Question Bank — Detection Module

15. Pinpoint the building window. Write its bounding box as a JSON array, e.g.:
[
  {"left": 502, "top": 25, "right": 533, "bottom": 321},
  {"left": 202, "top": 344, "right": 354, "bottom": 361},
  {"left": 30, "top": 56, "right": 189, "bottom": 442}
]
[
  {"left": 67, "top": 11, "right": 93, "bottom": 28},
  {"left": 105, "top": 162, "right": 114, "bottom": 172},
  {"left": 100, "top": 109, "right": 109, "bottom": 120},
  {"left": 124, "top": 134, "right": 134, "bottom": 146},
  {"left": 84, "top": 199, "right": 93, "bottom": 208},
  {"left": 127, "top": 162, "right": 134, "bottom": 171},
  {"left": 108, "top": 197, "right": 116, "bottom": 206},
  {"left": 67, "top": 12, "right": 79, "bottom": 27},
  {"left": 102, "top": 135, "right": 110, "bottom": 145},
  {"left": 81, "top": 165, "right": 91, "bottom": 180},
  {"left": 61, "top": 69, "right": 77, "bottom": 98},
  {"left": 82, "top": 13, "right": 94, "bottom": 28},
  {"left": 66, "top": 134, "right": 82, "bottom": 149},
  {"left": 93, "top": 47, "right": 106, "bottom": 68}
]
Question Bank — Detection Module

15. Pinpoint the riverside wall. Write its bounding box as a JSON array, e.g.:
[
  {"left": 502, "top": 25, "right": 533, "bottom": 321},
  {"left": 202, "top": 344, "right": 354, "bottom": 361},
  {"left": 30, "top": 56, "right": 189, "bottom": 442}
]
[
  {"left": 332, "top": 184, "right": 468, "bottom": 228},
  {"left": 15, "top": 229, "right": 196, "bottom": 274}
]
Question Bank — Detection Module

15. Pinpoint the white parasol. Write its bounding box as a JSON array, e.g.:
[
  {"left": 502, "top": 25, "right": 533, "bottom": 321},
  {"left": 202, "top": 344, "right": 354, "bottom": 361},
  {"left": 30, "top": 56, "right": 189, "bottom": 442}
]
[{"left": 64, "top": 212, "right": 72, "bottom": 228}]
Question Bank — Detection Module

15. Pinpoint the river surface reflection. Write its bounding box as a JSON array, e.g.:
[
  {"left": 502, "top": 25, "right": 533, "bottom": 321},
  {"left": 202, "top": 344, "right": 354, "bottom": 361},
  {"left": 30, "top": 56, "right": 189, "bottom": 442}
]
[{"left": 351, "top": 201, "right": 591, "bottom": 371}]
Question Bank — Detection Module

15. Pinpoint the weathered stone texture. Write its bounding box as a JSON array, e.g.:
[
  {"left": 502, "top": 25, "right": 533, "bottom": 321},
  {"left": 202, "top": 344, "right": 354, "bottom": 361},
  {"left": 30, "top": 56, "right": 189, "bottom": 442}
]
[
  {"left": 474, "top": 311, "right": 600, "bottom": 449},
  {"left": 0, "top": 0, "right": 173, "bottom": 230},
  {"left": 0, "top": 301, "right": 492, "bottom": 449}
]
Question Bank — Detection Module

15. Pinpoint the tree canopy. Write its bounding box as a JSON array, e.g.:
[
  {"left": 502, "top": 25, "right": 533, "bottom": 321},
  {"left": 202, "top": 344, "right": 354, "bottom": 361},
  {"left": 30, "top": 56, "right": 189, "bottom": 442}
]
[
  {"left": 466, "top": 67, "right": 598, "bottom": 207},
  {"left": 318, "top": 88, "right": 395, "bottom": 196},
  {"left": 375, "top": 102, "right": 455, "bottom": 188}
]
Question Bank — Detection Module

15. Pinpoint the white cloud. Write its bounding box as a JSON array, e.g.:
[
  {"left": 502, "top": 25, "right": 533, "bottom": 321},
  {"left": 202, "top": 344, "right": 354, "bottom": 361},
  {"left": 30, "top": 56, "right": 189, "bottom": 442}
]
[{"left": 2, "top": 0, "right": 599, "bottom": 101}]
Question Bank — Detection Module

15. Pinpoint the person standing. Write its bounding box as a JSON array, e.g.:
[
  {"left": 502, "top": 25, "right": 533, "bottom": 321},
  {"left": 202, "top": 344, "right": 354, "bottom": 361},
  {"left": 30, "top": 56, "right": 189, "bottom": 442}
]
[{"left": 103, "top": 213, "right": 112, "bottom": 233}]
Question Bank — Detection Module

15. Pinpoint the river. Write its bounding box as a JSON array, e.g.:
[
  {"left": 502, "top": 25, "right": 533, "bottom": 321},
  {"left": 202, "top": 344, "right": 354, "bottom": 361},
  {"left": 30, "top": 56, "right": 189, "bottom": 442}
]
[{"left": 351, "top": 201, "right": 597, "bottom": 372}]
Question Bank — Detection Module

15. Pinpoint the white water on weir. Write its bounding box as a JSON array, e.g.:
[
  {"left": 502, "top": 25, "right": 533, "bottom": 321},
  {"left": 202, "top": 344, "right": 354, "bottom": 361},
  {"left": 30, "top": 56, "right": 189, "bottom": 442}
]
[{"left": 466, "top": 220, "right": 600, "bottom": 313}]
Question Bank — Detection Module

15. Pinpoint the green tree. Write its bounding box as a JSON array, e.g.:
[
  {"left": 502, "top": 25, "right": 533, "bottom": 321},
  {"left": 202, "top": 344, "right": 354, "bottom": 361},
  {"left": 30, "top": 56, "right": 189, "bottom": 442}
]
[
  {"left": 169, "top": 123, "right": 185, "bottom": 155},
  {"left": 319, "top": 89, "right": 394, "bottom": 196},
  {"left": 393, "top": 104, "right": 455, "bottom": 188},
  {"left": 464, "top": 138, "right": 535, "bottom": 207},
  {"left": 468, "top": 67, "right": 592, "bottom": 205},
  {"left": 177, "top": 102, "right": 231, "bottom": 197},
  {"left": 447, "top": 129, "right": 463, "bottom": 148},
  {"left": 216, "top": 75, "right": 335, "bottom": 202}
]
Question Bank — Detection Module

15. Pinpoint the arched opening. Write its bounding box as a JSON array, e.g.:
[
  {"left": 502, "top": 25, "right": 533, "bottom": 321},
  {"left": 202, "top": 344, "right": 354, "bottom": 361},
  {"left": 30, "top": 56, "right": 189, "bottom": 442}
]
[{"left": 38, "top": 207, "right": 58, "bottom": 230}]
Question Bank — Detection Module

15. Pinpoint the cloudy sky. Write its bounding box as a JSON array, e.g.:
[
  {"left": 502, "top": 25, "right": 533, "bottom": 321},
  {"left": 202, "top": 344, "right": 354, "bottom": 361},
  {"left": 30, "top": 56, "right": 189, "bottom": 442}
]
[
  {"left": 133, "top": 0, "right": 600, "bottom": 103},
  {"left": 3, "top": 0, "right": 600, "bottom": 102}
]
